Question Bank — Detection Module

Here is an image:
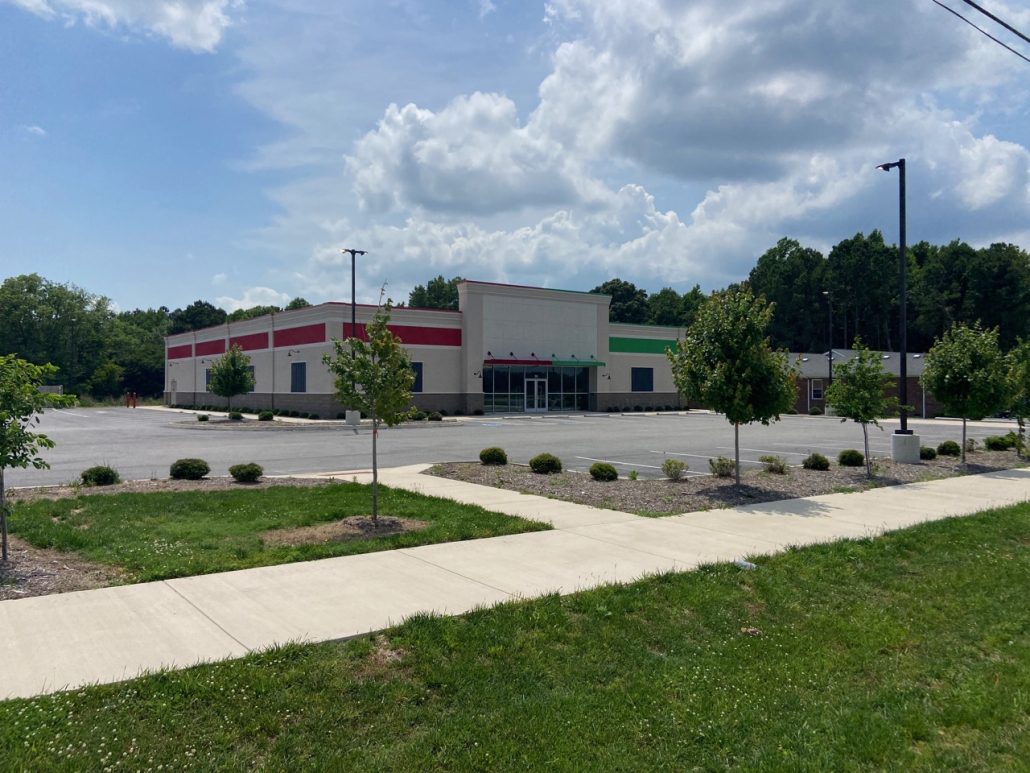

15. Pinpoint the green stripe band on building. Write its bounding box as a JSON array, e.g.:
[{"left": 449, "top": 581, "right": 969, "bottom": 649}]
[
  {"left": 551, "top": 359, "right": 605, "bottom": 367},
  {"left": 608, "top": 337, "right": 677, "bottom": 354}
]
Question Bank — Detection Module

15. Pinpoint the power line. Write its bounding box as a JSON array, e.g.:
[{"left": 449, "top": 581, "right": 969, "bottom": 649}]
[
  {"left": 931, "top": 0, "right": 1030, "bottom": 64},
  {"left": 957, "top": 0, "right": 1030, "bottom": 45}
]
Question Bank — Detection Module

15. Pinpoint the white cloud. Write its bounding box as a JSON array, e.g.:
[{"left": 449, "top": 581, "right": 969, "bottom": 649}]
[
  {"left": 478, "top": 0, "right": 496, "bottom": 18},
  {"left": 347, "top": 92, "right": 601, "bottom": 216},
  {"left": 20, "top": 124, "right": 47, "bottom": 136},
  {"left": 211, "top": 272, "right": 227, "bottom": 286},
  {"left": 235, "top": 0, "right": 1030, "bottom": 303},
  {"left": 215, "top": 286, "right": 290, "bottom": 312},
  {"left": 3, "top": 0, "right": 238, "bottom": 52}
]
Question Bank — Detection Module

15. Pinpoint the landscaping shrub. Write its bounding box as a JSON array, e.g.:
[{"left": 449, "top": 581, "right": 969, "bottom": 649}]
[
  {"left": 473, "top": 409, "right": 484, "bottom": 416},
  {"left": 709, "top": 456, "right": 735, "bottom": 478},
  {"left": 410, "top": 410, "right": 427, "bottom": 421},
  {"left": 80, "top": 465, "right": 120, "bottom": 486},
  {"left": 479, "top": 447, "right": 508, "bottom": 466},
  {"left": 196, "top": 414, "right": 209, "bottom": 422},
  {"left": 786, "top": 407, "right": 799, "bottom": 414},
  {"left": 759, "top": 455, "right": 788, "bottom": 474},
  {"left": 965, "top": 438, "right": 978, "bottom": 453},
  {"left": 984, "top": 435, "right": 1014, "bottom": 451},
  {"left": 439, "top": 410, "right": 448, "bottom": 417},
  {"left": 938, "top": 440, "right": 961, "bottom": 456},
  {"left": 809, "top": 406, "right": 824, "bottom": 415},
  {"left": 428, "top": 411, "right": 443, "bottom": 421},
  {"left": 228, "top": 411, "right": 243, "bottom": 421},
  {"left": 309, "top": 413, "right": 320, "bottom": 420},
  {"left": 802, "top": 452, "right": 830, "bottom": 471},
  {"left": 229, "top": 462, "right": 263, "bottom": 483},
  {"left": 662, "top": 458, "right": 687, "bottom": 480},
  {"left": 628, "top": 470, "right": 639, "bottom": 480},
  {"left": 258, "top": 410, "right": 274, "bottom": 421},
  {"left": 589, "top": 462, "right": 618, "bottom": 481},
  {"left": 838, "top": 449, "right": 865, "bottom": 467},
  {"left": 920, "top": 446, "right": 938, "bottom": 460},
  {"left": 633, "top": 405, "right": 643, "bottom": 412},
  {"left": 529, "top": 452, "right": 562, "bottom": 474},
  {"left": 170, "top": 458, "right": 210, "bottom": 480}
]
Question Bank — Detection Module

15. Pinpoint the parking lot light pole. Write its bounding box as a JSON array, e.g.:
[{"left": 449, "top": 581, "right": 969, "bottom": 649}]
[
  {"left": 821, "top": 290, "right": 833, "bottom": 384},
  {"left": 877, "top": 158, "right": 920, "bottom": 461},
  {"left": 341, "top": 248, "right": 367, "bottom": 392}
]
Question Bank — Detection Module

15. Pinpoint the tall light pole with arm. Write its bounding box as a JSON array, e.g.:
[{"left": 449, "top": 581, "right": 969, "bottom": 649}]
[
  {"left": 822, "top": 290, "right": 833, "bottom": 385},
  {"left": 341, "top": 248, "right": 367, "bottom": 393},
  {"left": 876, "top": 158, "right": 920, "bottom": 462}
]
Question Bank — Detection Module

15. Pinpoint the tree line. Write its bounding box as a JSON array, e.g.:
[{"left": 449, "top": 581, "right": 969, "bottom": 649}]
[
  {"left": 0, "top": 274, "right": 309, "bottom": 397},
  {"left": 2, "top": 230, "right": 1026, "bottom": 396},
  {"left": 407, "top": 233, "right": 1030, "bottom": 353}
]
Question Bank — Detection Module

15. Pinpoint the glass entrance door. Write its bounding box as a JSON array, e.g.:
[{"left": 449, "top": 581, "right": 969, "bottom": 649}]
[{"left": 525, "top": 378, "right": 547, "bottom": 412}]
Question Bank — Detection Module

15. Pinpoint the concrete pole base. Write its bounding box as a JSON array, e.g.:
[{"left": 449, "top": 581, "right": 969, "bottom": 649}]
[
  {"left": 346, "top": 410, "right": 361, "bottom": 426},
  {"left": 891, "top": 433, "right": 921, "bottom": 464}
]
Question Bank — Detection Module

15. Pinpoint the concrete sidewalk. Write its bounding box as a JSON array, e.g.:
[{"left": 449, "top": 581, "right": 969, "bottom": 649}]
[{"left": 1, "top": 467, "right": 1027, "bottom": 700}]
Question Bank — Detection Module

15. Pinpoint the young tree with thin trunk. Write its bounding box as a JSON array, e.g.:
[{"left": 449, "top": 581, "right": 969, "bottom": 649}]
[
  {"left": 922, "top": 323, "right": 1010, "bottom": 469},
  {"left": 1007, "top": 338, "right": 1030, "bottom": 459},
  {"left": 323, "top": 300, "right": 415, "bottom": 525},
  {"left": 208, "top": 344, "right": 255, "bottom": 413},
  {"left": 0, "top": 355, "right": 67, "bottom": 562},
  {"left": 667, "top": 289, "right": 797, "bottom": 485},
  {"left": 825, "top": 339, "right": 900, "bottom": 478}
]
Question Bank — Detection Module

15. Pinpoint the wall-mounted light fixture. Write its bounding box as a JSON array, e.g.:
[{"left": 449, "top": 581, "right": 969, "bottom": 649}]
[
  {"left": 487, "top": 351, "right": 493, "bottom": 357},
  {"left": 286, "top": 349, "right": 302, "bottom": 357},
  {"left": 473, "top": 370, "right": 482, "bottom": 378}
]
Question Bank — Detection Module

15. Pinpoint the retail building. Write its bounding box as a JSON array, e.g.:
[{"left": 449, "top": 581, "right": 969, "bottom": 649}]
[{"left": 164, "top": 280, "right": 689, "bottom": 416}]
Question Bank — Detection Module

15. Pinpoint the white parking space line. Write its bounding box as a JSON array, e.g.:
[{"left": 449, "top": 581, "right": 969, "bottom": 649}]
[
  {"left": 648, "top": 451, "right": 765, "bottom": 466},
  {"left": 719, "top": 447, "right": 810, "bottom": 456},
  {"left": 575, "top": 456, "right": 662, "bottom": 469}
]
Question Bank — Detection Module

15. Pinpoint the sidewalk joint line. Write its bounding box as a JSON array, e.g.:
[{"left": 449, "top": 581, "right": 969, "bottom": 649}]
[
  {"left": 396, "top": 550, "right": 516, "bottom": 598},
  {"left": 162, "top": 582, "right": 252, "bottom": 652}
]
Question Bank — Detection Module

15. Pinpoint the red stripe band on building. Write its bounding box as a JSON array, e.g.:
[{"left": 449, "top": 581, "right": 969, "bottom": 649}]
[
  {"left": 166, "top": 344, "right": 193, "bottom": 359},
  {"left": 195, "top": 339, "right": 227, "bottom": 356},
  {"left": 274, "top": 323, "right": 326, "bottom": 348},
  {"left": 229, "top": 332, "right": 269, "bottom": 351},
  {"left": 342, "top": 323, "right": 461, "bottom": 347}
]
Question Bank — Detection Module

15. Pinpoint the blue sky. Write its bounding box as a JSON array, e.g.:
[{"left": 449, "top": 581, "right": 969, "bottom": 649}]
[{"left": 2, "top": 0, "right": 1028, "bottom": 312}]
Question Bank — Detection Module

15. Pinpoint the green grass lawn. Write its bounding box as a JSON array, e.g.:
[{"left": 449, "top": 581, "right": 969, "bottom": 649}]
[
  {"left": 3, "top": 503, "right": 1028, "bottom": 770},
  {"left": 9, "top": 483, "right": 549, "bottom": 581}
]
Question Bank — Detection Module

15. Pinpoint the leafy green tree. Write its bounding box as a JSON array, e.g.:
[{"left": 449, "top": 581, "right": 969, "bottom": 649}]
[
  {"left": 408, "top": 276, "right": 461, "bottom": 310},
  {"left": 168, "top": 300, "right": 227, "bottom": 334},
  {"left": 922, "top": 323, "right": 1010, "bottom": 468},
  {"left": 286, "top": 297, "right": 311, "bottom": 310},
  {"left": 827, "top": 231, "right": 896, "bottom": 351},
  {"left": 0, "top": 356, "right": 67, "bottom": 561},
  {"left": 667, "top": 289, "right": 797, "bottom": 484},
  {"left": 227, "top": 305, "right": 282, "bottom": 322},
  {"left": 207, "top": 345, "right": 255, "bottom": 412},
  {"left": 1007, "top": 338, "right": 1030, "bottom": 459},
  {"left": 748, "top": 238, "right": 828, "bottom": 351},
  {"left": 679, "top": 284, "right": 706, "bottom": 328},
  {"left": 87, "top": 361, "right": 125, "bottom": 400},
  {"left": 590, "top": 278, "right": 648, "bottom": 324},
  {"left": 0, "top": 274, "right": 112, "bottom": 393},
  {"left": 647, "top": 288, "right": 682, "bottom": 326},
  {"left": 825, "top": 339, "right": 900, "bottom": 478},
  {"left": 323, "top": 301, "right": 416, "bottom": 525},
  {"left": 104, "top": 307, "right": 170, "bottom": 397}
]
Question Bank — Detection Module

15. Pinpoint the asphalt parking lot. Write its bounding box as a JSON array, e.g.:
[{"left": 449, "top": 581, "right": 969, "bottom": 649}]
[{"left": 7, "top": 407, "right": 1017, "bottom": 487}]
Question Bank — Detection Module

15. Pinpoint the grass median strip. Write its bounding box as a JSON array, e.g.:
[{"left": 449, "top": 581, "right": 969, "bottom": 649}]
[
  {"left": 8, "top": 483, "right": 550, "bottom": 582},
  {"left": 2, "top": 502, "right": 1028, "bottom": 769}
]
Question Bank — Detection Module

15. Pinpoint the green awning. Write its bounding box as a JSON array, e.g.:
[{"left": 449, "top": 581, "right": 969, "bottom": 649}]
[{"left": 551, "top": 359, "right": 605, "bottom": 367}]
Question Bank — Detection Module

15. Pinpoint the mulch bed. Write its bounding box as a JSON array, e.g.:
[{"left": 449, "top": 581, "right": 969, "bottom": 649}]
[{"left": 427, "top": 451, "right": 1028, "bottom": 516}]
